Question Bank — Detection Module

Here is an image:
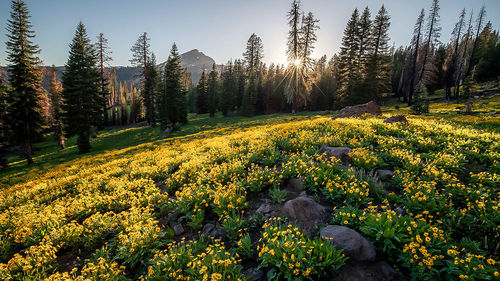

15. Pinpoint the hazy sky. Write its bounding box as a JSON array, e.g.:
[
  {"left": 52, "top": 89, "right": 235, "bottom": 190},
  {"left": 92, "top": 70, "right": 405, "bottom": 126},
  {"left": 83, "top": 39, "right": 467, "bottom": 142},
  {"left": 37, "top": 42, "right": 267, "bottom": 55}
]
[{"left": 0, "top": 0, "right": 499, "bottom": 66}]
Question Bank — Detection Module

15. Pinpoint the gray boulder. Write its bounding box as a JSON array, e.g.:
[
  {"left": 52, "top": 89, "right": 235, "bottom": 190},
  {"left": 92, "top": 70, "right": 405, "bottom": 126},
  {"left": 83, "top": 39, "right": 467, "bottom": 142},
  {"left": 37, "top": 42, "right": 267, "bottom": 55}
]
[
  {"left": 320, "top": 225, "right": 376, "bottom": 262},
  {"left": 383, "top": 115, "right": 408, "bottom": 124},
  {"left": 161, "top": 127, "right": 172, "bottom": 138},
  {"left": 319, "top": 145, "right": 353, "bottom": 162},
  {"left": 283, "top": 196, "right": 326, "bottom": 230},
  {"left": 376, "top": 169, "right": 394, "bottom": 181}
]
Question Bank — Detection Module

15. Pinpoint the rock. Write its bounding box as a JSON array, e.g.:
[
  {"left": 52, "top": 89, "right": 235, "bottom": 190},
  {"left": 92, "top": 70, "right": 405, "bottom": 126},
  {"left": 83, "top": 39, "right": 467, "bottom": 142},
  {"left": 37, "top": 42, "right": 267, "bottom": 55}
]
[
  {"left": 283, "top": 196, "right": 326, "bottom": 230},
  {"left": 319, "top": 145, "right": 353, "bottom": 162},
  {"left": 161, "top": 127, "right": 172, "bottom": 138},
  {"left": 395, "top": 207, "right": 406, "bottom": 216},
  {"left": 379, "top": 262, "right": 397, "bottom": 279},
  {"left": 333, "top": 101, "right": 382, "bottom": 119},
  {"left": 202, "top": 223, "right": 215, "bottom": 234},
  {"left": 209, "top": 223, "right": 223, "bottom": 239},
  {"left": 168, "top": 212, "right": 180, "bottom": 224},
  {"left": 256, "top": 203, "right": 272, "bottom": 214},
  {"left": 383, "top": 115, "right": 408, "bottom": 124},
  {"left": 330, "top": 260, "right": 399, "bottom": 281},
  {"left": 376, "top": 169, "right": 394, "bottom": 181},
  {"left": 173, "top": 224, "right": 185, "bottom": 236},
  {"left": 288, "top": 177, "right": 304, "bottom": 192},
  {"left": 320, "top": 225, "right": 376, "bottom": 262},
  {"left": 243, "top": 268, "right": 265, "bottom": 281},
  {"left": 135, "top": 121, "right": 148, "bottom": 127}
]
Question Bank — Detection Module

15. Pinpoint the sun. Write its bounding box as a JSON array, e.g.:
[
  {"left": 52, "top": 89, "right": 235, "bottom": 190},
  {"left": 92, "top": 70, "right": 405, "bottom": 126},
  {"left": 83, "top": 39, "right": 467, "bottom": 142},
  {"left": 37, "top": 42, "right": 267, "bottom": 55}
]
[{"left": 293, "top": 58, "right": 302, "bottom": 66}]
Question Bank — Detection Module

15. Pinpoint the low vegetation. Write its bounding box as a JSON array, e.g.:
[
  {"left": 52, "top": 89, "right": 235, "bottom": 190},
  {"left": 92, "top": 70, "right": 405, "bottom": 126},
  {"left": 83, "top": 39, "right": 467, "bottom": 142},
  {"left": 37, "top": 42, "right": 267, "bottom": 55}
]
[{"left": 0, "top": 95, "right": 498, "bottom": 280}]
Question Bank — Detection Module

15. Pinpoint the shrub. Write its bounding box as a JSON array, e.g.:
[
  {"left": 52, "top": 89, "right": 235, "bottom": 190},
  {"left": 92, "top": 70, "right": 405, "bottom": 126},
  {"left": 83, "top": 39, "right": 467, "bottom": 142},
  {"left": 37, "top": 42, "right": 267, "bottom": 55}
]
[
  {"left": 258, "top": 218, "right": 347, "bottom": 280},
  {"left": 411, "top": 83, "right": 429, "bottom": 114},
  {"left": 144, "top": 236, "right": 245, "bottom": 281}
]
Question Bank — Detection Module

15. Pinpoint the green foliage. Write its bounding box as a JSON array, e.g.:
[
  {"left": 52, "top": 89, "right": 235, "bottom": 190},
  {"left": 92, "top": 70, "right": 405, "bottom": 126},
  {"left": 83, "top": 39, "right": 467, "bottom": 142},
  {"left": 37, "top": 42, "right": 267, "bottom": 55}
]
[
  {"left": 411, "top": 83, "right": 429, "bottom": 114},
  {"left": 5, "top": 0, "right": 44, "bottom": 163},
  {"left": 236, "top": 233, "right": 253, "bottom": 258},
  {"left": 144, "top": 236, "right": 245, "bottom": 281},
  {"left": 259, "top": 218, "right": 347, "bottom": 280},
  {"left": 62, "top": 22, "right": 102, "bottom": 153},
  {"left": 221, "top": 215, "right": 246, "bottom": 240},
  {"left": 207, "top": 64, "right": 218, "bottom": 118},
  {"left": 268, "top": 187, "right": 287, "bottom": 204},
  {"left": 157, "top": 43, "right": 187, "bottom": 130}
]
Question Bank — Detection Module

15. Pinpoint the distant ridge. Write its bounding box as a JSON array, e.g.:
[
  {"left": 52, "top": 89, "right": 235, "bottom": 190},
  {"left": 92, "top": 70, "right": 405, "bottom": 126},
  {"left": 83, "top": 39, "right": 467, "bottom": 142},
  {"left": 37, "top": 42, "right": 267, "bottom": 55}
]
[{"left": 3, "top": 49, "right": 218, "bottom": 90}]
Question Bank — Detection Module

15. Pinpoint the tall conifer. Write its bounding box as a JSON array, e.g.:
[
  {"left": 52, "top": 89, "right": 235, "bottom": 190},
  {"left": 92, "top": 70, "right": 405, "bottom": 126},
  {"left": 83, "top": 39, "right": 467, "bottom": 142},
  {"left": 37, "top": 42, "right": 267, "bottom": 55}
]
[
  {"left": 5, "top": 0, "right": 43, "bottom": 164},
  {"left": 62, "top": 22, "right": 101, "bottom": 153}
]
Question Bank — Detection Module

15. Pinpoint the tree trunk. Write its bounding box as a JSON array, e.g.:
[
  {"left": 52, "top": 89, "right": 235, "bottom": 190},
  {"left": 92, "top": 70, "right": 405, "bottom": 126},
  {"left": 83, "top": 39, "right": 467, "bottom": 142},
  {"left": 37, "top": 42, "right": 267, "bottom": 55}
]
[
  {"left": 24, "top": 141, "right": 33, "bottom": 165},
  {"left": 58, "top": 135, "right": 65, "bottom": 149}
]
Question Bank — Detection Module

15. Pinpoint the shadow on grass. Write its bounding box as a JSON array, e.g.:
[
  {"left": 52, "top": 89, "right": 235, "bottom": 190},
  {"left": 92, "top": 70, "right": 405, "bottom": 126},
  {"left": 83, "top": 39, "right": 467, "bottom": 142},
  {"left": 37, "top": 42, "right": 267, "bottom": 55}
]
[{"left": 1, "top": 111, "right": 324, "bottom": 186}]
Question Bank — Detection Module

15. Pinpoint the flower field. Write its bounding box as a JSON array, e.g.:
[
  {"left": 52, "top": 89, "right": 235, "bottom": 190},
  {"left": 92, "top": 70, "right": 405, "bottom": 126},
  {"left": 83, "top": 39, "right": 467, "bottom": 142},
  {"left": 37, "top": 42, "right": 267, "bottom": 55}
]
[{"left": 0, "top": 100, "right": 499, "bottom": 280}]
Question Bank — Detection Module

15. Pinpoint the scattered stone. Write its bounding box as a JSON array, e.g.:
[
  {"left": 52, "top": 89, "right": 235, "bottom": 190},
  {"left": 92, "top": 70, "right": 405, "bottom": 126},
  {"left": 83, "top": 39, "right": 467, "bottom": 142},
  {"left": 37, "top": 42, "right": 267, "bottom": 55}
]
[
  {"left": 395, "top": 207, "right": 406, "bottom": 216},
  {"left": 202, "top": 223, "right": 215, "bottom": 234},
  {"left": 383, "top": 115, "right": 408, "bottom": 124},
  {"left": 320, "top": 225, "right": 376, "bottom": 262},
  {"left": 168, "top": 212, "right": 180, "bottom": 224},
  {"left": 173, "top": 224, "right": 185, "bottom": 236},
  {"left": 161, "top": 127, "right": 172, "bottom": 138},
  {"left": 209, "top": 223, "right": 223, "bottom": 239},
  {"left": 256, "top": 203, "right": 272, "bottom": 214},
  {"left": 283, "top": 196, "right": 326, "bottom": 230},
  {"left": 376, "top": 169, "right": 394, "bottom": 181},
  {"left": 330, "top": 260, "right": 399, "bottom": 281},
  {"left": 379, "top": 262, "right": 397, "bottom": 279},
  {"left": 319, "top": 145, "right": 353, "bottom": 162},
  {"left": 243, "top": 268, "right": 265, "bottom": 281},
  {"left": 332, "top": 101, "right": 382, "bottom": 119}
]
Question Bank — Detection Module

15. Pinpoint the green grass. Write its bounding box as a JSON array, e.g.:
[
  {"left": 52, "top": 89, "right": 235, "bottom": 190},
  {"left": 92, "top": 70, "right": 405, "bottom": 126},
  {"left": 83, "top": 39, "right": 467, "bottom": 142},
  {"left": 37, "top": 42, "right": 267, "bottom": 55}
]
[
  {"left": 2, "top": 88, "right": 499, "bottom": 186},
  {"left": 0, "top": 111, "right": 323, "bottom": 186}
]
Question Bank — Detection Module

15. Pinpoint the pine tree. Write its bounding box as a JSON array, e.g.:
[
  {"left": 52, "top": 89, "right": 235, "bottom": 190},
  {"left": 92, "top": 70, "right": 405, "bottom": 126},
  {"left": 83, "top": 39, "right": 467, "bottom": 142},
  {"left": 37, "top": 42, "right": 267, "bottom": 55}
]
[
  {"left": 338, "top": 8, "right": 361, "bottom": 105},
  {"left": 466, "top": 5, "right": 486, "bottom": 77},
  {"left": 130, "top": 32, "right": 151, "bottom": 77},
  {"left": 233, "top": 59, "right": 246, "bottom": 109},
  {"left": 475, "top": 22, "right": 500, "bottom": 82},
  {"left": 95, "top": 33, "right": 112, "bottom": 127},
  {"left": 5, "top": 0, "right": 43, "bottom": 164},
  {"left": 444, "top": 9, "right": 466, "bottom": 100},
  {"left": 407, "top": 9, "right": 425, "bottom": 105},
  {"left": 243, "top": 34, "right": 264, "bottom": 72},
  {"left": 221, "top": 61, "right": 236, "bottom": 116},
  {"left": 364, "top": 5, "right": 392, "bottom": 101},
  {"left": 300, "top": 12, "right": 320, "bottom": 70},
  {"left": 196, "top": 70, "right": 208, "bottom": 114},
  {"left": 418, "top": 0, "right": 441, "bottom": 84},
  {"left": 284, "top": 1, "right": 319, "bottom": 111},
  {"left": 143, "top": 53, "right": 158, "bottom": 125},
  {"left": 158, "top": 43, "right": 185, "bottom": 130},
  {"left": 62, "top": 22, "right": 101, "bottom": 154},
  {"left": 357, "top": 7, "right": 372, "bottom": 76},
  {"left": 241, "top": 70, "right": 257, "bottom": 117},
  {"left": 48, "top": 66, "right": 65, "bottom": 149},
  {"left": 207, "top": 64, "right": 218, "bottom": 117},
  {"left": 453, "top": 10, "right": 474, "bottom": 98}
]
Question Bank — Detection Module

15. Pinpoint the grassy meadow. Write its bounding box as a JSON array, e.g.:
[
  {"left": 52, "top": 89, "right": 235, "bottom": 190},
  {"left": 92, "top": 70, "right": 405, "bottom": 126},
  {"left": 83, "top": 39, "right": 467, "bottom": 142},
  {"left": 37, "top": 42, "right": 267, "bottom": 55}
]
[{"left": 0, "top": 95, "right": 499, "bottom": 280}]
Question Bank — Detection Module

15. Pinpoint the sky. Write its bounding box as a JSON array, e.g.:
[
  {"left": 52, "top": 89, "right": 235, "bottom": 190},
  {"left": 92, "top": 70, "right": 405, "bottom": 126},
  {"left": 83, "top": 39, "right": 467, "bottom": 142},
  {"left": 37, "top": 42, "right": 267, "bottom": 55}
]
[{"left": 0, "top": 0, "right": 499, "bottom": 67}]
